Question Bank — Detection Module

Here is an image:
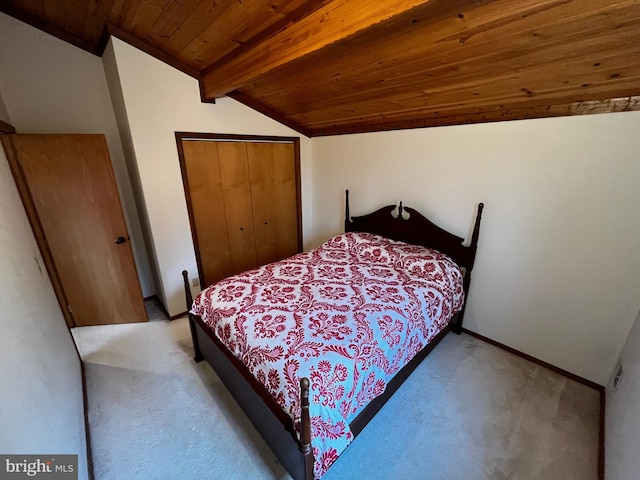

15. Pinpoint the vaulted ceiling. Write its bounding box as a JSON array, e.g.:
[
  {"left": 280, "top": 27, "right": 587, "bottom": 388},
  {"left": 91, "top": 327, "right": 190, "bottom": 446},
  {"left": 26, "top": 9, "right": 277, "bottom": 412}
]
[{"left": 2, "top": 0, "right": 640, "bottom": 137}]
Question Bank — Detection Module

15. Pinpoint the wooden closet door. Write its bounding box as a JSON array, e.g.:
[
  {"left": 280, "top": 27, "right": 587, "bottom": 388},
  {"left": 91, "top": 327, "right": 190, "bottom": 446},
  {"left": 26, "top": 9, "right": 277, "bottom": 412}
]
[
  {"left": 2, "top": 134, "right": 147, "bottom": 327},
  {"left": 181, "top": 136, "right": 300, "bottom": 288},
  {"left": 216, "top": 142, "right": 258, "bottom": 276},
  {"left": 271, "top": 142, "right": 300, "bottom": 260},
  {"left": 247, "top": 142, "right": 299, "bottom": 265},
  {"left": 182, "top": 140, "right": 257, "bottom": 286},
  {"left": 181, "top": 140, "right": 234, "bottom": 287}
]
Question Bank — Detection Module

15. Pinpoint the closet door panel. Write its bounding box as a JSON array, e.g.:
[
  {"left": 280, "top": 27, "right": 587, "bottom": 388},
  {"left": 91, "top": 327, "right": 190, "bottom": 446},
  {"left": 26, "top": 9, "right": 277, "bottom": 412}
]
[
  {"left": 272, "top": 142, "right": 300, "bottom": 260},
  {"left": 247, "top": 142, "right": 279, "bottom": 266},
  {"left": 182, "top": 140, "right": 233, "bottom": 286},
  {"left": 217, "top": 142, "right": 258, "bottom": 275}
]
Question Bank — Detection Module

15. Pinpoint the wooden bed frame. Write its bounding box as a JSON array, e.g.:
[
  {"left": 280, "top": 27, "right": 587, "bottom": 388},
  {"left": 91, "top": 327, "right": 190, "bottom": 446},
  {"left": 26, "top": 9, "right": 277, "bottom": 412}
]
[{"left": 182, "top": 190, "right": 484, "bottom": 480}]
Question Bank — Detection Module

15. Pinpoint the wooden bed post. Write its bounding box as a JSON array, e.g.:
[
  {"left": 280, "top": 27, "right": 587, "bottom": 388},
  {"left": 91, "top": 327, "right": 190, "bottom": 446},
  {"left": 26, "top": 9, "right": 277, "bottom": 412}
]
[
  {"left": 451, "top": 202, "right": 484, "bottom": 334},
  {"left": 300, "top": 377, "right": 314, "bottom": 480},
  {"left": 464, "top": 202, "right": 485, "bottom": 299},
  {"left": 469, "top": 203, "right": 484, "bottom": 267},
  {"left": 344, "top": 189, "right": 351, "bottom": 232},
  {"left": 182, "top": 270, "right": 204, "bottom": 362}
]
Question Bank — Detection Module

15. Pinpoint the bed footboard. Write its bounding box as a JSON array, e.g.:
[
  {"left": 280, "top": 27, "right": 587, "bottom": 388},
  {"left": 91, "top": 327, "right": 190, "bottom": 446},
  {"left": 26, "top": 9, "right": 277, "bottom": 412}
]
[{"left": 182, "top": 270, "right": 314, "bottom": 480}]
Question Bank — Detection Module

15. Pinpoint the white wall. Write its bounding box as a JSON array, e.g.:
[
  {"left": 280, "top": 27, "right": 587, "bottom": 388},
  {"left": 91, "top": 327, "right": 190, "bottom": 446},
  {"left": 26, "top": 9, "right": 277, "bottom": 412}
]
[
  {"left": 102, "top": 43, "right": 163, "bottom": 305},
  {"left": 311, "top": 112, "right": 640, "bottom": 385},
  {"left": 104, "top": 38, "right": 313, "bottom": 317},
  {"left": 607, "top": 309, "right": 640, "bottom": 480},
  {"left": 0, "top": 12, "right": 155, "bottom": 297},
  {"left": 0, "top": 147, "right": 89, "bottom": 480}
]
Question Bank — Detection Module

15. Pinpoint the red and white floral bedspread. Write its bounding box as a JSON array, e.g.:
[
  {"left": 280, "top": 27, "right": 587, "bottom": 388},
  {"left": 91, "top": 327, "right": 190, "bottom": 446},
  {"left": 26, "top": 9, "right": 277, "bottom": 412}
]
[{"left": 191, "top": 232, "right": 464, "bottom": 478}]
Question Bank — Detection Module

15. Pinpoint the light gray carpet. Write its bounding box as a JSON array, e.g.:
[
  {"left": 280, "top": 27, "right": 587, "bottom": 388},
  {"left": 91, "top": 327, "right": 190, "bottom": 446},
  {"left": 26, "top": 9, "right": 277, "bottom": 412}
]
[{"left": 72, "top": 318, "right": 599, "bottom": 480}]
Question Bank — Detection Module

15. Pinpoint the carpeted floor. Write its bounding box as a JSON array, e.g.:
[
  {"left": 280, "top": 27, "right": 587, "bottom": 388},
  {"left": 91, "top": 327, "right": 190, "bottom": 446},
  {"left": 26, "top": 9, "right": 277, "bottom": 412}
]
[{"left": 72, "top": 317, "right": 600, "bottom": 480}]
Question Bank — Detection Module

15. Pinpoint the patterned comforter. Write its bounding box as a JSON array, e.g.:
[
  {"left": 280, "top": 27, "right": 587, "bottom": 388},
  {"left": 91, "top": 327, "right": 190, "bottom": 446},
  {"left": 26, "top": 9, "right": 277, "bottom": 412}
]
[{"left": 191, "top": 232, "right": 464, "bottom": 478}]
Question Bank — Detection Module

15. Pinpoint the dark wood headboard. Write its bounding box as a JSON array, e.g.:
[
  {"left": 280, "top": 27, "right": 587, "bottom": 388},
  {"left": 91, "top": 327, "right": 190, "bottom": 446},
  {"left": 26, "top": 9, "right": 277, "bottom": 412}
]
[{"left": 344, "top": 190, "right": 484, "bottom": 273}]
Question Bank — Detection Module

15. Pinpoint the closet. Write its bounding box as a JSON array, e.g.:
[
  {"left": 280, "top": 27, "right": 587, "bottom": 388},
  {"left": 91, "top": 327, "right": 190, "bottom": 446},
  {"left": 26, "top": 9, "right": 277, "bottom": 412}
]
[{"left": 178, "top": 134, "right": 302, "bottom": 288}]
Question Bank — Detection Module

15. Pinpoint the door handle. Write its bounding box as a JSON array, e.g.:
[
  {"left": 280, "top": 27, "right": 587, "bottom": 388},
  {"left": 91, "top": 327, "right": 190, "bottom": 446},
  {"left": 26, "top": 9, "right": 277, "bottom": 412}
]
[{"left": 114, "top": 236, "right": 127, "bottom": 244}]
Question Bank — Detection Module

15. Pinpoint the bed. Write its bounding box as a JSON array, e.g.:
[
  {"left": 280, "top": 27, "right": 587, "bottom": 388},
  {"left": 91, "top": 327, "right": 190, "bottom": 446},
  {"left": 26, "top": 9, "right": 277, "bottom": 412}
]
[{"left": 182, "top": 190, "right": 484, "bottom": 479}]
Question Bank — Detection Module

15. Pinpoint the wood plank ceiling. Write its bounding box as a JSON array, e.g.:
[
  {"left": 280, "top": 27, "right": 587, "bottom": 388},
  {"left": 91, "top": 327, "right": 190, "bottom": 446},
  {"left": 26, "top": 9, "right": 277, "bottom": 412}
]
[{"left": 2, "top": 0, "right": 640, "bottom": 137}]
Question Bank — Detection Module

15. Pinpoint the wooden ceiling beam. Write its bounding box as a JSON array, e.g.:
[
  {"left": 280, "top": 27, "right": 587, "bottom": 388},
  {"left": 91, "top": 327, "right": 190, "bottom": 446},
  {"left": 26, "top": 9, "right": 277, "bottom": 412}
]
[
  {"left": 244, "top": 0, "right": 638, "bottom": 104},
  {"left": 199, "top": 0, "right": 434, "bottom": 100}
]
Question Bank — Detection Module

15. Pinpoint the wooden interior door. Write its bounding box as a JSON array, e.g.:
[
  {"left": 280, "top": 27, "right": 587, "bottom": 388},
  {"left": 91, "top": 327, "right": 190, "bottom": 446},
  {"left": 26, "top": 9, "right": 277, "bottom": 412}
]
[{"left": 2, "top": 134, "right": 147, "bottom": 327}]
